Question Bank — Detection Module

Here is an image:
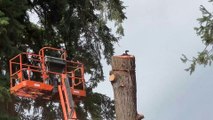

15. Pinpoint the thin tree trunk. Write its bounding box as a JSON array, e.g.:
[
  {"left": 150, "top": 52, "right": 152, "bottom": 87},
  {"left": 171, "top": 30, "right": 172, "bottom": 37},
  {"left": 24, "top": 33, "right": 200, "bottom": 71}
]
[{"left": 110, "top": 55, "right": 143, "bottom": 120}]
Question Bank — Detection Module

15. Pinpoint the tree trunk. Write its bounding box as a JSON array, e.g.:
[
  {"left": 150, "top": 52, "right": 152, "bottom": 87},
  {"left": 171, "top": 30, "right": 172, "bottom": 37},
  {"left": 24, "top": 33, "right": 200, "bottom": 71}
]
[{"left": 110, "top": 55, "right": 143, "bottom": 120}]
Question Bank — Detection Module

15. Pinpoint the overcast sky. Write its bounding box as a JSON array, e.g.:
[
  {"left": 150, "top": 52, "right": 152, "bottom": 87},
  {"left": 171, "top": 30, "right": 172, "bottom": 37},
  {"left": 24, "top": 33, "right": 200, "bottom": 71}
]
[
  {"left": 28, "top": 1, "right": 213, "bottom": 119},
  {"left": 95, "top": 0, "right": 213, "bottom": 120}
]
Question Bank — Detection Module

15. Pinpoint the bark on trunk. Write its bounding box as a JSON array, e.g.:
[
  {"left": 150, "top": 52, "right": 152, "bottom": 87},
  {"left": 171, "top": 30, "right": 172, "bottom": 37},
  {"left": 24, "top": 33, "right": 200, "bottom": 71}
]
[{"left": 110, "top": 55, "right": 143, "bottom": 120}]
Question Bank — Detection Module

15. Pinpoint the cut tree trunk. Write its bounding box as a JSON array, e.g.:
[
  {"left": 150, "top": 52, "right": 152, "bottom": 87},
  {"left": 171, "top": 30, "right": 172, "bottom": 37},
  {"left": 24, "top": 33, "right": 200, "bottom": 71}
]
[{"left": 110, "top": 55, "right": 144, "bottom": 120}]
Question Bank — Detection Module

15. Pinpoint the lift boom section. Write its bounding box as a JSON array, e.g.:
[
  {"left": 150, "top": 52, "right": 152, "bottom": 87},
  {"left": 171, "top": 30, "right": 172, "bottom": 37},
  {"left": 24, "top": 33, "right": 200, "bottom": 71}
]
[
  {"left": 9, "top": 47, "right": 86, "bottom": 120},
  {"left": 59, "top": 74, "right": 77, "bottom": 120}
]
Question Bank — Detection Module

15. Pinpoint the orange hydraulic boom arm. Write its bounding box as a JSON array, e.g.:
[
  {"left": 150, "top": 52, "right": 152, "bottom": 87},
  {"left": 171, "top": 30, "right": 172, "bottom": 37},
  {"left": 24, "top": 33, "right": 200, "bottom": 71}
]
[{"left": 58, "top": 74, "right": 77, "bottom": 120}]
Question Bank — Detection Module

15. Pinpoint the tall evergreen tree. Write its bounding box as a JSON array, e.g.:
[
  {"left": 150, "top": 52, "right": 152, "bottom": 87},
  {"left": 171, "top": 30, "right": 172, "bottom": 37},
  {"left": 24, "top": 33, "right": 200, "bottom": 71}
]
[
  {"left": 0, "top": 0, "right": 126, "bottom": 119},
  {"left": 0, "top": 0, "right": 30, "bottom": 119},
  {"left": 181, "top": 0, "right": 213, "bottom": 74}
]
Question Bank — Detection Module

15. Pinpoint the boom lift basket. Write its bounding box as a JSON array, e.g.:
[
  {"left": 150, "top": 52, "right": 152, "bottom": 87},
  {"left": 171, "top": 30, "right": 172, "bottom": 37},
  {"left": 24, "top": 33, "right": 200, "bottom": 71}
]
[{"left": 9, "top": 47, "right": 86, "bottom": 100}]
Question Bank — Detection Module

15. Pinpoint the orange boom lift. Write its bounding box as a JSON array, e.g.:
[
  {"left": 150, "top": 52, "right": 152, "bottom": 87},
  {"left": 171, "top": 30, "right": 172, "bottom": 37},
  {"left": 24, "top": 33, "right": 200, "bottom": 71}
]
[{"left": 9, "top": 47, "right": 86, "bottom": 120}]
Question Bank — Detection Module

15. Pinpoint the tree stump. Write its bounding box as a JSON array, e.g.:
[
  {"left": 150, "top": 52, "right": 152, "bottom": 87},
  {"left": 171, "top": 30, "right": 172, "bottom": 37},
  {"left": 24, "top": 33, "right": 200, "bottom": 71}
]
[{"left": 110, "top": 55, "right": 144, "bottom": 120}]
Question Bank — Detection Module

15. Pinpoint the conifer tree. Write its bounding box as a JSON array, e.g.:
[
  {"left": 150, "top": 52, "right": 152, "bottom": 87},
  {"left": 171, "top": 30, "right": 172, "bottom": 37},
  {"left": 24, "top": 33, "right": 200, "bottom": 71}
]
[{"left": 0, "top": 0, "right": 126, "bottom": 119}]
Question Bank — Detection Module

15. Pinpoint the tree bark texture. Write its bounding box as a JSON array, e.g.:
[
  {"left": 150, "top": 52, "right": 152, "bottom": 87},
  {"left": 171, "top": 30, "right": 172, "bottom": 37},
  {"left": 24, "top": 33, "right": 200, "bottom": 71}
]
[{"left": 110, "top": 55, "right": 141, "bottom": 120}]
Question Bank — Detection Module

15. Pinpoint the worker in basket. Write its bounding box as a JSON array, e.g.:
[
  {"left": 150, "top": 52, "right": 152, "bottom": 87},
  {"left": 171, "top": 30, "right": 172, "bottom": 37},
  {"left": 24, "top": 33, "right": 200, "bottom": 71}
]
[
  {"left": 23, "top": 48, "right": 41, "bottom": 81},
  {"left": 22, "top": 48, "right": 34, "bottom": 80}
]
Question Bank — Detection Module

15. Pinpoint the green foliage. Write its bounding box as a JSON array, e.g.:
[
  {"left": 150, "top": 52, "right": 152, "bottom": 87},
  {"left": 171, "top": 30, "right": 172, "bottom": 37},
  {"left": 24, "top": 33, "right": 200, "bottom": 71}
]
[
  {"left": 0, "top": 11, "right": 9, "bottom": 26},
  {"left": 76, "top": 89, "right": 115, "bottom": 120},
  {"left": 182, "top": 1, "right": 213, "bottom": 74},
  {"left": 195, "top": 5, "right": 213, "bottom": 45},
  {"left": 0, "top": 115, "right": 19, "bottom": 120},
  {"left": 0, "top": 86, "right": 18, "bottom": 119},
  {"left": 0, "top": 86, "right": 11, "bottom": 102},
  {"left": 0, "top": 0, "right": 126, "bottom": 119},
  {"left": 26, "top": 0, "right": 126, "bottom": 87}
]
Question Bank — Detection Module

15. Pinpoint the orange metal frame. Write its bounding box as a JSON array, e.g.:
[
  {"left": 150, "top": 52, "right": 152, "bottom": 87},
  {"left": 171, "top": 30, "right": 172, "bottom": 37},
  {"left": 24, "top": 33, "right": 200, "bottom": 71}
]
[
  {"left": 9, "top": 47, "right": 86, "bottom": 119},
  {"left": 9, "top": 46, "right": 86, "bottom": 99}
]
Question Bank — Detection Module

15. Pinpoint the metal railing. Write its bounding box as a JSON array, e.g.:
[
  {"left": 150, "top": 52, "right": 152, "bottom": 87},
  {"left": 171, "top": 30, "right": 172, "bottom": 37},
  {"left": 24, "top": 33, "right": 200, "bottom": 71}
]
[{"left": 10, "top": 51, "right": 85, "bottom": 91}]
